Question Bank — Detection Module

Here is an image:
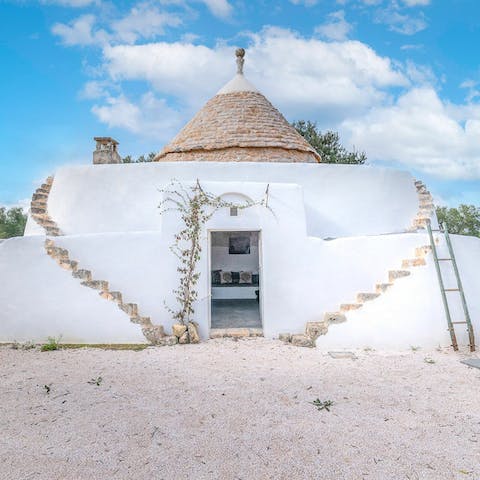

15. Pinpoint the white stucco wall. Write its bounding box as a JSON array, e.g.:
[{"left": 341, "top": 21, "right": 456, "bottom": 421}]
[{"left": 25, "top": 162, "right": 419, "bottom": 239}]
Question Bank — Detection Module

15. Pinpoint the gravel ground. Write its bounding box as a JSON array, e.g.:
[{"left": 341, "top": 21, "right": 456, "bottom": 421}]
[{"left": 1, "top": 339, "right": 480, "bottom": 480}]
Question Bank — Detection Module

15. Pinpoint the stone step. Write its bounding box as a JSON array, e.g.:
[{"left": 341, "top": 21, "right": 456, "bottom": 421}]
[
  {"left": 32, "top": 192, "right": 48, "bottom": 201},
  {"left": 209, "top": 328, "right": 263, "bottom": 339},
  {"left": 415, "top": 246, "right": 431, "bottom": 257},
  {"left": 58, "top": 259, "right": 78, "bottom": 271},
  {"left": 81, "top": 280, "right": 108, "bottom": 291},
  {"left": 30, "top": 206, "right": 46, "bottom": 215},
  {"left": 414, "top": 180, "right": 424, "bottom": 187},
  {"left": 323, "top": 312, "right": 347, "bottom": 324},
  {"left": 389, "top": 270, "right": 411, "bottom": 282},
  {"left": 45, "top": 228, "right": 61, "bottom": 236},
  {"left": 44, "top": 239, "right": 55, "bottom": 248},
  {"left": 46, "top": 246, "right": 69, "bottom": 259},
  {"left": 119, "top": 302, "right": 138, "bottom": 316},
  {"left": 40, "top": 182, "right": 52, "bottom": 190},
  {"left": 340, "top": 303, "right": 363, "bottom": 312},
  {"left": 99, "top": 290, "right": 123, "bottom": 303},
  {"left": 305, "top": 321, "right": 329, "bottom": 340},
  {"left": 290, "top": 334, "right": 315, "bottom": 348},
  {"left": 402, "top": 258, "right": 426, "bottom": 268},
  {"left": 376, "top": 283, "right": 393, "bottom": 293},
  {"left": 130, "top": 316, "right": 151, "bottom": 326},
  {"left": 413, "top": 218, "right": 428, "bottom": 228},
  {"left": 72, "top": 269, "right": 92, "bottom": 281},
  {"left": 419, "top": 202, "right": 434, "bottom": 209},
  {"left": 357, "top": 292, "right": 380, "bottom": 303}
]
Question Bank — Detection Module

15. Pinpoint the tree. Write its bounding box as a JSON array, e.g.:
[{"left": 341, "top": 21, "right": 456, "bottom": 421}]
[
  {"left": 292, "top": 120, "right": 367, "bottom": 164},
  {"left": 436, "top": 204, "right": 480, "bottom": 237},
  {"left": 122, "top": 152, "right": 156, "bottom": 163},
  {"left": 0, "top": 207, "right": 27, "bottom": 239}
]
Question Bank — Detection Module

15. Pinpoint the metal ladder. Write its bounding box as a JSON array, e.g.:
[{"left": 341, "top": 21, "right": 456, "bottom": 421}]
[{"left": 426, "top": 220, "right": 475, "bottom": 351}]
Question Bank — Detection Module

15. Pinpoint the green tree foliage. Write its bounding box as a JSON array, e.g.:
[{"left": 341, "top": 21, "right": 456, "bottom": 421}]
[
  {"left": 292, "top": 120, "right": 367, "bottom": 164},
  {"left": 122, "top": 152, "right": 156, "bottom": 163},
  {"left": 0, "top": 207, "right": 27, "bottom": 239},
  {"left": 436, "top": 204, "right": 480, "bottom": 237}
]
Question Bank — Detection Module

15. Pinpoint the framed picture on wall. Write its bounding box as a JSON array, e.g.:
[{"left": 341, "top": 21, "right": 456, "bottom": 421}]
[{"left": 229, "top": 235, "right": 250, "bottom": 254}]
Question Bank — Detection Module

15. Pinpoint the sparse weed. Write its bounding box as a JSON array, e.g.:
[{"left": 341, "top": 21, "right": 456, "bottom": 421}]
[
  {"left": 424, "top": 357, "right": 435, "bottom": 364},
  {"left": 88, "top": 376, "right": 103, "bottom": 386},
  {"left": 41, "top": 336, "right": 62, "bottom": 352},
  {"left": 310, "top": 398, "right": 334, "bottom": 412},
  {"left": 410, "top": 345, "right": 421, "bottom": 352}
]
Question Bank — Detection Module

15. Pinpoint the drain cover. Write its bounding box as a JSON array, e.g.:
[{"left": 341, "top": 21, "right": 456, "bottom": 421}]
[
  {"left": 328, "top": 351, "right": 357, "bottom": 359},
  {"left": 461, "top": 359, "right": 480, "bottom": 369}
]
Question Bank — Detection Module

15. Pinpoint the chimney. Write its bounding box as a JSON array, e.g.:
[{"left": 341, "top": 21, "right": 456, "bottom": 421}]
[{"left": 93, "top": 137, "right": 122, "bottom": 164}]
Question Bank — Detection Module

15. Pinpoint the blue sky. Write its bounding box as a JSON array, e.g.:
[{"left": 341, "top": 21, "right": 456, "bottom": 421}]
[{"left": 1, "top": 0, "right": 480, "bottom": 208}]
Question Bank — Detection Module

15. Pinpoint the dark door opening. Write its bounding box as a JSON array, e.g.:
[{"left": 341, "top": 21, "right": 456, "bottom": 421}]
[{"left": 210, "top": 231, "right": 261, "bottom": 329}]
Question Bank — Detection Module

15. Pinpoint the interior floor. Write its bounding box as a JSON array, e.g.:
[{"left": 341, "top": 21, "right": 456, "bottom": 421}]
[{"left": 211, "top": 299, "right": 262, "bottom": 329}]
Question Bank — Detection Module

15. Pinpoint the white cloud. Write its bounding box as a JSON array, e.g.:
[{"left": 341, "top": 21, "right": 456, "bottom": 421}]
[
  {"left": 41, "top": 0, "right": 96, "bottom": 7},
  {"left": 111, "top": 3, "right": 182, "bottom": 44},
  {"left": 375, "top": 8, "right": 427, "bottom": 35},
  {"left": 315, "top": 10, "right": 352, "bottom": 41},
  {"left": 51, "top": 14, "right": 108, "bottom": 46},
  {"left": 289, "top": 0, "right": 319, "bottom": 6},
  {"left": 343, "top": 88, "right": 480, "bottom": 179},
  {"left": 402, "top": 0, "right": 430, "bottom": 6},
  {"left": 91, "top": 92, "right": 182, "bottom": 139},
  {"left": 101, "top": 27, "right": 407, "bottom": 122},
  {"left": 79, "top": 80, "right": 110, "bottom": 99},
  {"left": 199, "top": 0, "right": 232, "bottom": 18}
]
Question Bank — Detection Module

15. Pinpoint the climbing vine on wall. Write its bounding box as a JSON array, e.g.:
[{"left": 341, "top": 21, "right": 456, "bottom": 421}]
[{"left": 159, "top": 180, "right": 271, "bottom": 325}]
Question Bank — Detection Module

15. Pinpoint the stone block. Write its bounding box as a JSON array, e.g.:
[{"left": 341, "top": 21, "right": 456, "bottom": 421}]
[
  {"left": 142, "top": 325, "right": 167, "bottom": 344},
  {"left": 305, "top": 321, "right": 328, "bottom": 340},
  {"left": 178, "top": 331, "right": 190, "bottom": 344},
  {"left": 188, "top": 322, "right": 200, "bottom": 343},
  {"left": 290, "top": 334, "right": 314, "bottom": 348},
  {"left": 172, "top": 324, "right": 187, "bottom": 338},
  {"left": 323, "top": 312, "right": 346, "bottom": 324},
  {"left": 356, "top": 292, "right": 380, "bottom": 303},
  {"left": 278, "top": 333, "right": 292, "bottom": 343}
]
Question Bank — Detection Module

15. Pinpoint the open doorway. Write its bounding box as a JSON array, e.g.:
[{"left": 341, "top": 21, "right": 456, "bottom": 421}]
[{"left": 210, "top": 231, "right": 261, "bottom": 329}]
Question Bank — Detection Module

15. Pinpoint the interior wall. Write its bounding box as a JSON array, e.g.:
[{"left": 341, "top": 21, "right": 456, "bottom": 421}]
[{"left": 211, "top": 231, "right": 259, "bottom": 273}]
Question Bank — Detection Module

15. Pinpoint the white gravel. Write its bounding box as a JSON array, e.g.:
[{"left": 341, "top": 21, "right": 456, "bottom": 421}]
[{"left": 1, "top": 339, "right": 480, "bottom": 480}]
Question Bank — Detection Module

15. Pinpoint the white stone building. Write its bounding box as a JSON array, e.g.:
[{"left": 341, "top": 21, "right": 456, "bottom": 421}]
[{"left": 1, "top": 51, "right": 479, "bottom": 349}]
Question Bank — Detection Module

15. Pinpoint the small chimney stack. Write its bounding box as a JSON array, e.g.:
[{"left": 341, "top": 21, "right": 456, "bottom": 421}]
[{"left": 93, "top": 137, "right": 122, "bottom": 164}]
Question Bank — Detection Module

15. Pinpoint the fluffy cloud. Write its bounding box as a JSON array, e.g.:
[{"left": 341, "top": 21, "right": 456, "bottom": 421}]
[
  {"left": 343, "top": 88, "right": 480, "bottom": 179},
  {"left": 375, "top": 8, "right": 427, "bottom": 35},
  {"left": 315, "top": 10, "right": 352, "bottom": 41},
  {"left": 91, "top": 92, "right": 182, "bottom": 139},
  {"left": 101, "top": 27, "right": 407, "bottom": 121},
  {"left": 51, "top": 14, "right": 108, "bottom": 46},
  {"left": 402, "top": 0, "right": 430, "bottom": 6},
  {"left": 111, "top": 4, "right": 182, "bottom": 44},
  {"left": 41, "top": 0, "right": 96, "bottom": 7},
  {"left": 200, "top": 0, "right": 233, "bottom": 18}
]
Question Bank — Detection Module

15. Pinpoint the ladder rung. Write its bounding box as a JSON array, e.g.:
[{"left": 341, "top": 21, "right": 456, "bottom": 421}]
[
  {"left": 444, "top": 288, "right": 460, "bottom": 292},
  {"left": 451, "top": 321, "right": 467, "bottom": 325},
  {"left": 438, "top": 258, "right": 452, "bottom": 261}
]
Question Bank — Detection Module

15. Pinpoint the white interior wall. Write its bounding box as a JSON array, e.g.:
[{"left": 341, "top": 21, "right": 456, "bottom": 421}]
[{"left": 211, "top": 246, "right": 259, "bottom": 273}]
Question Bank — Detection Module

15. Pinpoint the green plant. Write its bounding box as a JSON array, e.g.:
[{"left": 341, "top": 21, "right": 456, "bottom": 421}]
[
  {"left": 310, "top": 398, "right": 334, "bottom": 411},
  {"left": 292, "top": 120, "right": 366, "bottom": 164},
  {"left": 159, "top": 180, "right": 271, "bottom": 325},
  {"left": 87, "top": 376, "right": 103, "bottom": 386},
  {"left": 436, "top": 204, "right": 480, "bottom": 237},
  {"left": 410, "top": 345, "right": 421, "bottom": 352},
  {"left": 424, "top": 357, "right": 435, "bottom": 364},
  {"left": 41, "top": 336, "right": 62, "bottom": 352},
  {"left": 0, "top": 206, "right": 27, "bottom": 238}
]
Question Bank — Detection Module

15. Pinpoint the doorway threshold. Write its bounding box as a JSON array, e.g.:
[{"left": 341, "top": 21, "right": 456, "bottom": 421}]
[{"left": 210, "top": 328, "right": 263, "bottom": 339}]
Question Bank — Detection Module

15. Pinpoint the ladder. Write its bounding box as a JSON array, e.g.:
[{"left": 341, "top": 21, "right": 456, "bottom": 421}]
[{"left": 426, "top": 220, "right": 475, "bottom": 351}]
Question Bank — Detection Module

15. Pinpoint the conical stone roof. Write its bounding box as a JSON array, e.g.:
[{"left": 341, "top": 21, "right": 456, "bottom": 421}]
[{"left": 154, "top": 50, "right": 321, "bottom": 163}]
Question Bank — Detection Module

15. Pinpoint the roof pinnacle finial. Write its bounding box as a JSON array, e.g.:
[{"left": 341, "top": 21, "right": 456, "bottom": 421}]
[{"left": 235, "top": 48, "right": 245, "bottom": 75}]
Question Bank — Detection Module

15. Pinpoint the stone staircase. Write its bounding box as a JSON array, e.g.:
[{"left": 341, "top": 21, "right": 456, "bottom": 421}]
[
  {"left": 283, "top": 179, "right": 436, "bottom": 348},
  {"left": 408, "top": 180, "right": 435, "bottom": 231},
  {"left": 30, "top": 177, "right": 63, "bottom": 236},
  {"left": 44, "top": 238, "right": 168, "bottom": 345},
  {"left": 283, "top": 244, "right": 432, "bottom": 347}
]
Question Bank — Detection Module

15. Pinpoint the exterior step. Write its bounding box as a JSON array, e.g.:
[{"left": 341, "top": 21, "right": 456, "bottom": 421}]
[
  {"left": 81, "top": 280, "right": 109, "bottom": 291},
  {"left": 130, "top": 316, "right": 152, "bottom": 326},
  {"left": 32, "top": 192, "right": 48, "bottom": 201},
  {"left": 46, "top": 227, "right": 61, "bottom": 236},
  {"left": 376, "top": 283, "right": 393, "bottom": 293},
  {"left": 415, "top": 246, "right": 431, "bottom": 258},
  {"left": 100, "top": 290, "right": 123, "bottom": 303},
  {"left": 402, "top": 258, "right": 426, "bottom": 268},
  {"left": 340, "top": 303, "right": 363, "bottom": 312},
  {"left": 30, "top": 206, "right": 46, "bottom": 214},
  {"left": 209, "top": 328, "right": 263, "bottom": 339},
  {"left": 46, "top": 246, "right": 69, "bottom": 259},
  {"left": 413, "top": 218, "right": 429, "bottom": 228},
  {"left": 356, "top": 292, "right": 380, "bottom": 303},
  {"left": 119, "top": 303, "right": 138, "bottom": 316},
  {"left": 323, "top": 312, "right": 346, "bottom": 324},
  {"left": 58, "top": 259, "right": 78, "bottom": 271},
  {"left": 389, "top": 270, "right": 411, "bottom": 282},
  {"left": 73, "top": 269, "right": 92, "bottom": 281}
]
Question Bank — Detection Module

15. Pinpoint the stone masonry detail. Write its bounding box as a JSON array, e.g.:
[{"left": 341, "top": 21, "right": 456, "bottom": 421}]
[{"left": 30, "top": 177, "right": 63, "bottom": 236}]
